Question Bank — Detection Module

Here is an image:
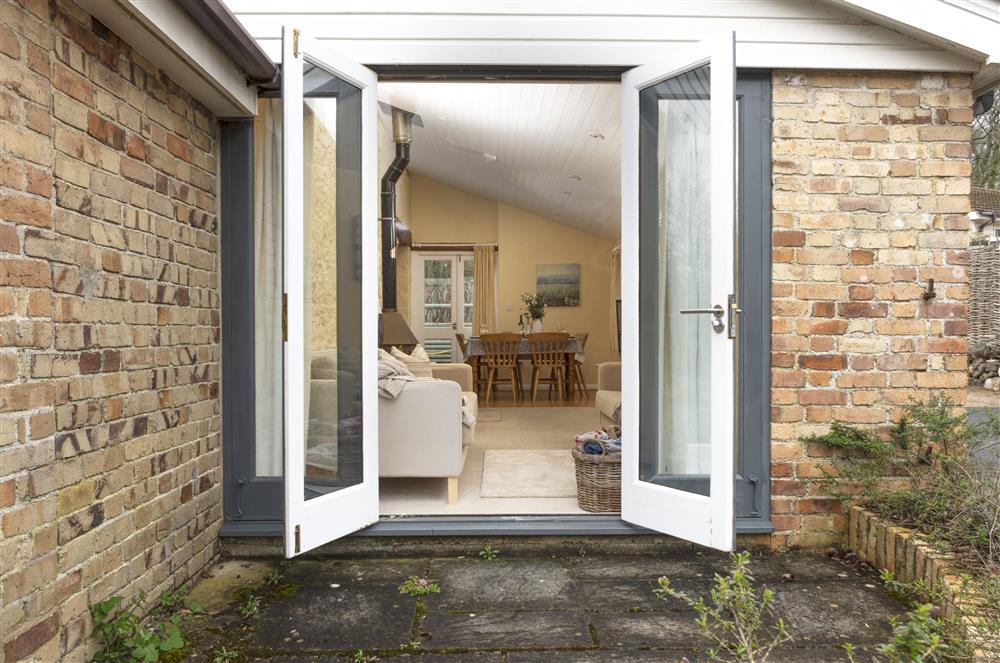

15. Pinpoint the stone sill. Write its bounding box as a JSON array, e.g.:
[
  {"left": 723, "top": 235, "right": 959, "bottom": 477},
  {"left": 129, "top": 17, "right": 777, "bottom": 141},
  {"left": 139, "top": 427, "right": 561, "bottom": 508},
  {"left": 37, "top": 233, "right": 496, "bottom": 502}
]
[{"left": 847, "top": 505, "right": 998, "bottom": 661}]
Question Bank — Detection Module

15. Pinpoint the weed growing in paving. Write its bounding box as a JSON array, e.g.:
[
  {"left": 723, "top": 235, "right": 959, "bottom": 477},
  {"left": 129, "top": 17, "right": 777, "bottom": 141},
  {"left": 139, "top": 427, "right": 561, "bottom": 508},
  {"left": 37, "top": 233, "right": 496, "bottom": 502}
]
[
  {"left": 655, "top": 551, "right": 792, "bottom": 663},
  {"left": 90, "top": 590, "right": 202, "bottom": 663},
  {"left": 843, "top": 571, "right": 974, "bottom": 662},
  {"left": 398, "top": 576, "right": 441, "bottom": 597},
  {"left": 479, "top": 544, "right": 500, "bottom": 561},
  {"left": 237, "top": 593, "right": 261, "bottom": 618},
  {"left": 208, "top": 645, "right": 241, "bottom": 663}
]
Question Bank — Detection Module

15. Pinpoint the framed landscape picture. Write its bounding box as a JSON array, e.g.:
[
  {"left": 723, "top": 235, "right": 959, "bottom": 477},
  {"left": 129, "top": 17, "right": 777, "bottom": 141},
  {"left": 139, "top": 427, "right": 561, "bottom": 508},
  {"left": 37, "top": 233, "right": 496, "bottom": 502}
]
[{"left": 537, "top": 263, "right": 581, "bottom": 307}]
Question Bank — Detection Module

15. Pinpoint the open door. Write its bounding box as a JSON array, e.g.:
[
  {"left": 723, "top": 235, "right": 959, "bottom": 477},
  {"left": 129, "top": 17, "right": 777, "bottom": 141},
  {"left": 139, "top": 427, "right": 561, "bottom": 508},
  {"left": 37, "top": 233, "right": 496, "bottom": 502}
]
[
  {"left": 282, "top": 28, "right": 379, "bottom": 556},
  {"left": 620, "top": 33, "right": 737, "bottom": 551}
]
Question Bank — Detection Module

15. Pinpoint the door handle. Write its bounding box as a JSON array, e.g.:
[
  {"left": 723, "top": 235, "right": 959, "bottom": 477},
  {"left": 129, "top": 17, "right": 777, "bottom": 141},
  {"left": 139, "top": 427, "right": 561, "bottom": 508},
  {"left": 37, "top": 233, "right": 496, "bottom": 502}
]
[{"left": 679, "top": 304, "right": 725, "bottom": 334}]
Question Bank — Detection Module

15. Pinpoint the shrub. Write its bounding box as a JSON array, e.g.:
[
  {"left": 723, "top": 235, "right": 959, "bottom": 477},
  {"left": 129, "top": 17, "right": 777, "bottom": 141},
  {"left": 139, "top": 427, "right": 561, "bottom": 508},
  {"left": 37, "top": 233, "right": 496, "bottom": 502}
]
[
  {"left": 803, "top": 394, "right": 1000, "bottom": 570},
  {"left": 805, "top": 394, "right": 1000, "bottom": 654},
  {"left": 654, "top": 551, "right": 792, "bottom": 662}
]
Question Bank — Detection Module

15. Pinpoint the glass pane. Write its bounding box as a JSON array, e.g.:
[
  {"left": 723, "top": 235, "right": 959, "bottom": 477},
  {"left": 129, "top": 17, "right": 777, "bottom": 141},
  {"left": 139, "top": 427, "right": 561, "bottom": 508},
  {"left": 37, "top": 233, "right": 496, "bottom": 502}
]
[
  {"left": 463, "top": 257, "right": 474, "bottom": 326},
  {"left": 301, "top": 61, "right": 364, "bottom": 499},
  {"left": 638, "top": 64, "right": 712, "bottom": 497},
  {"left": 254, "top": 98, "right": 283, "bottom": 477},
  {"left": 423, "top": 259, "right": 452, "bottom": 326}
]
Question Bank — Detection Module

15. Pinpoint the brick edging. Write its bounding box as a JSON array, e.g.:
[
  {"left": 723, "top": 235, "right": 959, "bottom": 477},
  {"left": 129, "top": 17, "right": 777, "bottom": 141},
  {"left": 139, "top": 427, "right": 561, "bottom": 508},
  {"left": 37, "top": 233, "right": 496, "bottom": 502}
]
[{"left": 846, "top": 505, "right": 998, "bottom": 660}]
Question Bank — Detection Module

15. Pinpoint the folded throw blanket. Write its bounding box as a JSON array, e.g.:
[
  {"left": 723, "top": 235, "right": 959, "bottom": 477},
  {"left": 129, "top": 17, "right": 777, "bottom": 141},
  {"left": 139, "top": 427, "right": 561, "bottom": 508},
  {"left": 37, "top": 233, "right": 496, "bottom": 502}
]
[
  {"left": 377, "top": 355, "right": 432, "bottom": 399},
  {"left": 378, "top": 356, "right": 476, "bottom": 429}
]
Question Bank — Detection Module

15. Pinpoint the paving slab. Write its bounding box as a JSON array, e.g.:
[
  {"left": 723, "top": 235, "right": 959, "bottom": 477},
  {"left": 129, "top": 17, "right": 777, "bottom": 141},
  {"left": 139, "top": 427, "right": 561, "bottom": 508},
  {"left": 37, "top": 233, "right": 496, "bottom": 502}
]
[
  {"left": 773, "top": 580, "right": 898, "bottom": 645},
  {"left": 255, "top": 583, "right": 415, "bottom": 650},
  {"left": 570, "top": 554, "right": 714, "bottom": 580},
  {"left": 589, "top": 611, "right": 709, "bottom": 648},
  {"left": 420, "top": 610, "right": 594, "bottom": 649},
  {"left": 426, "top": 558, "right": 578, "bottom": 610},
  {"left": 281, "top": 558, "right": 431, "bottom": 584},
  {"left": 575, "top": 578, "right": 688, "bottom": 612}
]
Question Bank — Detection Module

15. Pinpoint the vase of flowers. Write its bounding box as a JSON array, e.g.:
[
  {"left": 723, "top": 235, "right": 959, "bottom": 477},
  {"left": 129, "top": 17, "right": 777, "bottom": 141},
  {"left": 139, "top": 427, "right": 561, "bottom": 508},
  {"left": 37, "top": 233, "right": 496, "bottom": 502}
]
[{"left": 520, "top": 292, "right": 546, "bottom": 334}]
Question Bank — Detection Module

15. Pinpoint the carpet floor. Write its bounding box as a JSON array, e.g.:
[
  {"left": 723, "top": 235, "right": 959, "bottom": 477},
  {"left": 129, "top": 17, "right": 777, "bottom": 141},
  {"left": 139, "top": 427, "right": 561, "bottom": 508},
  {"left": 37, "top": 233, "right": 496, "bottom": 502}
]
[{"left": 379, "top": 406, "right": 602, "bottom": 515}]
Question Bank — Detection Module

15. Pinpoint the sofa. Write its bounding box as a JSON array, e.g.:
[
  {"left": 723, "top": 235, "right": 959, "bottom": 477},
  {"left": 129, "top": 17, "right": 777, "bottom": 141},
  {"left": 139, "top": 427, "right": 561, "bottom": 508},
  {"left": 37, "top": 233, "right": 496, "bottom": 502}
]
[
  {"left": 596, "top": 361, "right": 621, "bottom": 427},
  {"left": 378, "top": 362, "right": 477, "bottom": 504}
]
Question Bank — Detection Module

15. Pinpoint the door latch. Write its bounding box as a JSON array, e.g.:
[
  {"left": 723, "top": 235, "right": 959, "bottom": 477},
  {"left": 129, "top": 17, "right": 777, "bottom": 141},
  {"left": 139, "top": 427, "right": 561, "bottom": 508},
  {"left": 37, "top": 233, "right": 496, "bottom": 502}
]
[
  {"left": 679, "top": 304, "right": 726, "bottom": 334},
  {"left": 727, "top": 293, "right": 742, "bottom": 340}
]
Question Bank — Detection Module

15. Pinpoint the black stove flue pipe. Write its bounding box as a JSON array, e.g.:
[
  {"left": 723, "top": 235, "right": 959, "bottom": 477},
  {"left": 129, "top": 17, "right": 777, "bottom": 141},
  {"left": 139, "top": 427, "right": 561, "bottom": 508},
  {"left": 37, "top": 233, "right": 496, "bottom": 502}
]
[{"left": 380, "top": 139, "right": 409, "bottom": 310}]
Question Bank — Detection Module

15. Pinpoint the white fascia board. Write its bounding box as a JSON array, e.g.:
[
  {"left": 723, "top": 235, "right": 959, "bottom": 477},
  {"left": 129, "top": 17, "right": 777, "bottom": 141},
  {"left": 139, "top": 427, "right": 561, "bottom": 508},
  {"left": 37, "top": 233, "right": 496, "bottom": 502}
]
[
  {"left": 835, "top": 0, "right": 1000, "bottom": 92},
  {"left": 79, "top": 0, "right": 257, "bottom": 117}
]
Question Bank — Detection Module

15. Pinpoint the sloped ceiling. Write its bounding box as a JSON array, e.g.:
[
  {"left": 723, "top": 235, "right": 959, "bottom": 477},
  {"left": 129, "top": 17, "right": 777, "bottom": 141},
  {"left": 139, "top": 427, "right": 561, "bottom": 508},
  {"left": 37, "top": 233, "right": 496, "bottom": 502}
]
[{"left": 378, "top": 82, "right": 621, "bottom": 240}]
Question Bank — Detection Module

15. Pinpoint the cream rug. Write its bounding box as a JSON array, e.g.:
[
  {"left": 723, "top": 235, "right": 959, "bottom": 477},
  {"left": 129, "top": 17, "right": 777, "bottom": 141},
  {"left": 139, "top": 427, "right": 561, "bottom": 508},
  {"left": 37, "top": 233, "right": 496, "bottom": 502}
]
[{"left": 480, "top": 449, "right": 577, "bottom": 498}]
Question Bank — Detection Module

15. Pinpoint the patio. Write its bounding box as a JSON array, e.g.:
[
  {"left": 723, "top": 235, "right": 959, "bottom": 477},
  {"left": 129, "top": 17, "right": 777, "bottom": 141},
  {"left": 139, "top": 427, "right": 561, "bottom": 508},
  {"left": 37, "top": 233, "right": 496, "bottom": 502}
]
[{"left": 177, "top": 542, "right": 906, "bottom": 661}]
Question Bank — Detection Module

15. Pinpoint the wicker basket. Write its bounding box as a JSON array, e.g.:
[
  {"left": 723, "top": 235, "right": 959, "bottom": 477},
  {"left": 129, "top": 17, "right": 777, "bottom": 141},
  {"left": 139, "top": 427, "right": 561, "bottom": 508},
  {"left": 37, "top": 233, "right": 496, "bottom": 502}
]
[{"left": 572, "top": 445, "right": 621, "bottom": 512}]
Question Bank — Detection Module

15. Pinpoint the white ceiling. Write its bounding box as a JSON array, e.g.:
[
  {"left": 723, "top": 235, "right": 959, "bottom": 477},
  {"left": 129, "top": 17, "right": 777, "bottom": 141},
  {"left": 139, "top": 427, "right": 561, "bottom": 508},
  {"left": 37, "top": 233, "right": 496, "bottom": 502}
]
[{"left": 378, "top": 82, "right": 621, "bottom": 240}]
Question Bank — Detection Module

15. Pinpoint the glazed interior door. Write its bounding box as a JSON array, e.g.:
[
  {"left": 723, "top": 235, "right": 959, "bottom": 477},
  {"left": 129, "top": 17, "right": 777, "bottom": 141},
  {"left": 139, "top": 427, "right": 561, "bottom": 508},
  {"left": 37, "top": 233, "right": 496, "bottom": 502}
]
[
  {"left": 282, "top": 27, "right": 379, "bottom": 556},
  {"left": 411, "top": 253, "right": 474, "bottom": 362},
  {"left": 620, "top": 33, "right": 737, "bottom": 551}
]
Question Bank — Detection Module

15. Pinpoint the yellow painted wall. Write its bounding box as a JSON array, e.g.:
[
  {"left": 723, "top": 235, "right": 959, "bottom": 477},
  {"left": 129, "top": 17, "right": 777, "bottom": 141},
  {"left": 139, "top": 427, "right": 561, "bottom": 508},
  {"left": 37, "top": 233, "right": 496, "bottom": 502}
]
[
  {"left": 405, "top": 174, "right": 619, "bottom": 385},
  {"left": 409, "top": 172, "right": 498, "bottom": 243}
]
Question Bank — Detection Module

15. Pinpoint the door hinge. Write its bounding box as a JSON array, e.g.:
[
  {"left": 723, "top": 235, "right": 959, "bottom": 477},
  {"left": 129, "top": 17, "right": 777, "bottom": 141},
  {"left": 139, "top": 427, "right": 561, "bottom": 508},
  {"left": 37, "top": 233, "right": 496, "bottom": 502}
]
[
  {"left": 294, "top": 524, "right": 301, "bottom": 554},
  {"left": 282, "top": 293, "right": 288, "bottom": 342},
  {"left": 292, "top": 29, "right": 300, "bottom": 58}
]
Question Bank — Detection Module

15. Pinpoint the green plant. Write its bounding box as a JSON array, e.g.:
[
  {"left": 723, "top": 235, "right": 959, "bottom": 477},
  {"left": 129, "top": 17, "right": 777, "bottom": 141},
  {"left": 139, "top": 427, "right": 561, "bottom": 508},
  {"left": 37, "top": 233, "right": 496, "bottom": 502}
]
[
  {"left": 90, "top": 593, "right": 185, "bottom": 663},
  {"left": 237, "top": 593, "right": 260, "bottom": 618},
  {"left": 209, "top": 645, "right": 241, "bottom": 663},
  {"left": 398, "top": 576, "right": 440, "bottom": 597},
  {"left": 520, "top": 292, "right": 546, "bottom": 321},
  {"left": 578, "top": 547, "right": 587, "bottom": 558},
  {"left": 479, "top": 544, "right": 500, "bottom": 561},
  {"left": 350, "top": 649, "right": 375, "bottom": 662},
  {"left": 845, "top": 573, "right": 972, "bottom": 663},
  {"left": 152, "top": 588, "right": 202, "bottom": 618},
  {"left": 263, "top": 567, "right": 284, "bottom": 586},
  {"left": 804, "top": 394, "right": 1000, "bottom": 570},
  {"left": 654, "top": 551, "right": 792, "bottom": 662}
]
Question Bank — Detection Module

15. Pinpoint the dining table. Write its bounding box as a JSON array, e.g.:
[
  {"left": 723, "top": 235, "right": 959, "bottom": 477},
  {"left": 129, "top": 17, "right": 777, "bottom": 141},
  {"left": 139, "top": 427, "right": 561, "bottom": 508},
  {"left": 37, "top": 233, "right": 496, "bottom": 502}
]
[{"left": 463, "top": 335, "right": 585, "bottom": 398}]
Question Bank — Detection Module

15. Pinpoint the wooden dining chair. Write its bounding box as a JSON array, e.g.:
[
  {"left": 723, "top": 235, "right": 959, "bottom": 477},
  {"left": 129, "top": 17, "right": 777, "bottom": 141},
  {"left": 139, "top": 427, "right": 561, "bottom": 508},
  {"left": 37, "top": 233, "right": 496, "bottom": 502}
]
[
  {"left": 526, "top": 332, "right": 570, "bottom": 403},
  {"left": 480, "top": 332, "right": 523, "bottom": 403},
  {"left": 455, "top": 332, "right": 484, "bottom": 394},
  {"left": 571, "top": 332, "right": 589, "bottom": 399}
]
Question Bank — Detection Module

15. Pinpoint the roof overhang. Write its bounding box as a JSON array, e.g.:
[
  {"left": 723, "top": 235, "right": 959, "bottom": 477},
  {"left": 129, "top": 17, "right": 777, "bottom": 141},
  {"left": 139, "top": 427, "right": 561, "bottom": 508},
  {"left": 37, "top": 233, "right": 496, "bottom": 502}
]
[
  {"left": 835, "top": 0, "right": 1000, "bottom": 94},
  {"left": 78, "top": 0, "right": 264, "bottom": 117}
]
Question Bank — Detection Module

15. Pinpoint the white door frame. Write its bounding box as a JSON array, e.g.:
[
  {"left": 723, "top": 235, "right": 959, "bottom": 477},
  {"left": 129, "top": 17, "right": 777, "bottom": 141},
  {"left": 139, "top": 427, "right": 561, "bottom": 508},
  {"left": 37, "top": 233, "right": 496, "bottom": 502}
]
[{"left": 282, "top": 28, "right": 380, "bottom": 557}]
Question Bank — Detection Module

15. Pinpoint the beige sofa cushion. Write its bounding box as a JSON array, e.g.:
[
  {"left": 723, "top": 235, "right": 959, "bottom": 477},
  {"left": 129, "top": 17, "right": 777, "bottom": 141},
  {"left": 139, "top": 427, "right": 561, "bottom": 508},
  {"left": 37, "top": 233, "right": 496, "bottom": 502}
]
[
  {"left": 391, "top": 345, "right": 434, "bottom": 378},
  {"left": 596, "top": 390, "right": 621, "bottom": 422}
]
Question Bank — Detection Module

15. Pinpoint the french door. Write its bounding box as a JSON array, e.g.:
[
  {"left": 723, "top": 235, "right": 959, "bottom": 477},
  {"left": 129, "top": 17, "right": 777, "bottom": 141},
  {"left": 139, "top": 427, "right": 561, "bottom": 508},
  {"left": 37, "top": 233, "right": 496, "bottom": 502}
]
[
  {"left": 619, "top": 33, "right": 738, "bottom": 551},
  {"left": 281, "top": 28, "right": 379, "bottom": 556},
  {"left": 280, "top": 27, "right": 738, "bottom": 555},
  {"left": 411, "top": 252, "right": 474, "bottom": 362}
]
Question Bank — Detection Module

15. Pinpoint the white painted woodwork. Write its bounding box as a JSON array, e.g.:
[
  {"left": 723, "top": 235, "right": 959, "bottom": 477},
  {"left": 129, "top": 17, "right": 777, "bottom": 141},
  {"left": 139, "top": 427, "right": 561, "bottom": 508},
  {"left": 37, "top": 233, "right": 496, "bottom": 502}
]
[
  {"left": 380, "top": 82, "right": 621, "bottom": 239},
  {"left": 619, "top": 33, "right": 736, "bottom": 551},
  {"left": 225, "top": 0, "right": 985, "bottom": 75},
  {"left": 282, "top": 29, "right": 380, "bottom": 557}
]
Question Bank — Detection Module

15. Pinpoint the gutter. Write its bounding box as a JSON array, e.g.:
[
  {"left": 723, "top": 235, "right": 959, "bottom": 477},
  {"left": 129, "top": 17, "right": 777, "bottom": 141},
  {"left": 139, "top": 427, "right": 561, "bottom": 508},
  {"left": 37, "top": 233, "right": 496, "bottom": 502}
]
[{"left": 175, "top": 0, "right": 277, "bottom": 85}]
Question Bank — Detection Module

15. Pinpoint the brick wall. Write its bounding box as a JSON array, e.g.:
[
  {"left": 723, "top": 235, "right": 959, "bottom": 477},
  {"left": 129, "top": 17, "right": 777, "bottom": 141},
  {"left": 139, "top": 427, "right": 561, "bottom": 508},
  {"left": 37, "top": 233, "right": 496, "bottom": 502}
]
[
  {"left": 0, "top": 1, "right": 222, "bottom": 660},
  {"left": 769, "top": 70, "right": 972, "bottom": 548}
]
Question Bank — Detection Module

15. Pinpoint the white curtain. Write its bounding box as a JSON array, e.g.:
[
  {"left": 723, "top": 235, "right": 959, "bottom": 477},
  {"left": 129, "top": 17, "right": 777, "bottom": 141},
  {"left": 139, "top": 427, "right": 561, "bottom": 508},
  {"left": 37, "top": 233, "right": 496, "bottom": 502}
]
[
  {"left": 610, "top": 245, "right": 621, "bottom": 353},
  {"left": 253, "top": 99, "right": 283, "bottom": 476},
  {"left": 658, "top": 84, "right": 712, "bottom": 476},
  {"left": 472, "top": 246, "right": 497, "bottom": 334}
]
